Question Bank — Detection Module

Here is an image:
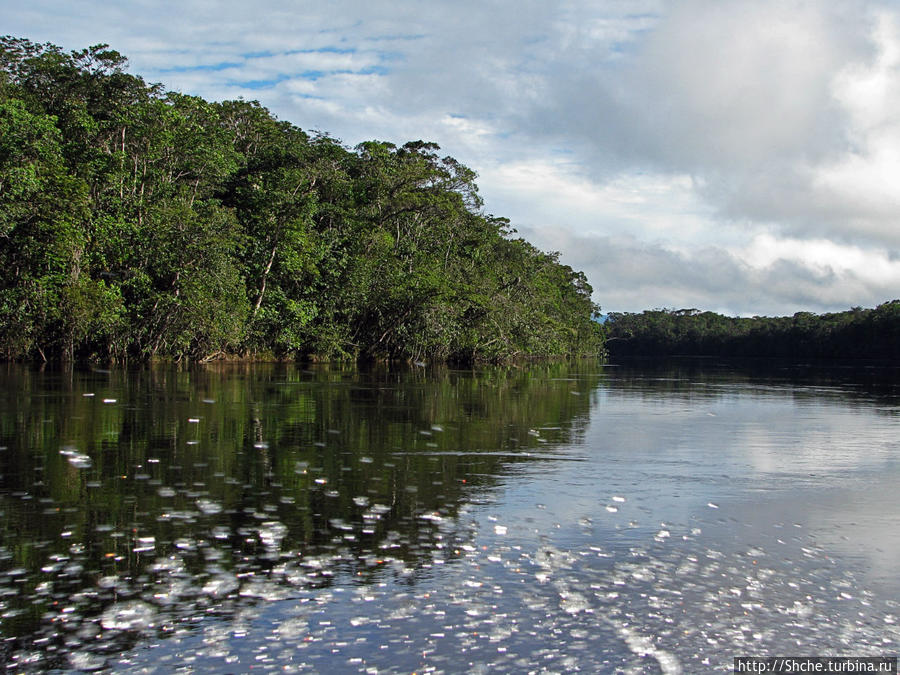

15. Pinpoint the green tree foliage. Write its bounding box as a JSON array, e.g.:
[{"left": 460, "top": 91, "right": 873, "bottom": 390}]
[
  {"left": 0, "top": 37, "right": 602, "bottom": 362},
  {"left": 605, "top": 301, "right": 900, "bottom": 360}
]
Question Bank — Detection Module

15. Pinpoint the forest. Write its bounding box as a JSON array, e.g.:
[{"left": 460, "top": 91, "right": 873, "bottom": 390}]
[
  {"left": 605, "top": 301, "right": 900, "bottom": 360},
  {"left": 0, "top": 37, "right": 603, "bottom": 363}
]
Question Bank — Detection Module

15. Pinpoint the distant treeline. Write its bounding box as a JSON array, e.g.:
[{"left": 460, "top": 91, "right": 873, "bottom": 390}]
[
  {"left": 0, "top": 37, "right": 602, "bottom": 363},
  {"left": 605, "top": 301, "right": 900, "bottom": 360}
]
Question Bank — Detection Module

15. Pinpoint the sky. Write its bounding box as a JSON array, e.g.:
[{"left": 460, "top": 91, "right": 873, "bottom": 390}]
[{"left": 6, "top": 0, "right": 900, "bottom": 316}]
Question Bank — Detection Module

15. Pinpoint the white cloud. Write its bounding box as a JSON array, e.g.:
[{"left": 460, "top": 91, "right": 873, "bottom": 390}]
[
  {"left": 740, "top": 234, "right": 900, "bottom": 285},
  {"left": 517, "top": 224, "right": 900, "bottom": 316},
  {"left": 5, "top": 0, "right": 900, "bottom": 314},
  {"left": 481, "top": 161, "right": 709, "bottom": 235},
  {"left": 633, "top": 0, "right": 853, "bottom": 165},
  {"left": 810, "top": 12, "right": 900, "bottom": 243}
]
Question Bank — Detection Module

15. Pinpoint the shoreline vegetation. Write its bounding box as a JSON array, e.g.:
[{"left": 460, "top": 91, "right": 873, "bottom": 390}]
[
  {"left": 604, "top": 302, "right": 900, "bottom": 360},
  {"left": 0, "top": 37, "right": 603, "bottom": 365},
  {"left": 4, "top": 38, "right": 898, "bottom": 368}
]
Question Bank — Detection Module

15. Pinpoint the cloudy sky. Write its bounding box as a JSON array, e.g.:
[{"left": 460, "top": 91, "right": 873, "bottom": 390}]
[{"left": 7, "top": 0, "right": 900, "bottom": 315}]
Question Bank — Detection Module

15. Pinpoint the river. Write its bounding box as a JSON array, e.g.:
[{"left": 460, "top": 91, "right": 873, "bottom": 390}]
[{"left": 1, "top": 360, "right": 898, "bottom": 672}]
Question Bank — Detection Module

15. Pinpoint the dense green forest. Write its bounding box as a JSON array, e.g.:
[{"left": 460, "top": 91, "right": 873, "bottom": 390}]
[
  {"left": 605, "top": 301, "right": 900, "bottom": 360},
  {"left": 0, "top": 37, "right": 602, "bottom": 363}
]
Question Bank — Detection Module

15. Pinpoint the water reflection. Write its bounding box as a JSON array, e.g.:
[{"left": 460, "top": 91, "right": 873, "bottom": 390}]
[
  {"left": 608, "top": 357, "right": 900, "bottom": 407},
  {"left": 2, "top": 359, "right": 900, "bottom": 672},
  {"left": 0, "top": 362, "right": 594, "bottom": 670}
]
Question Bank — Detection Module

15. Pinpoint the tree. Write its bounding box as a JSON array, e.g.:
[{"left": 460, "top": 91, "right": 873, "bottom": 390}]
[{"left": 0, "top": 36, "right": 605, "bottom": 363}]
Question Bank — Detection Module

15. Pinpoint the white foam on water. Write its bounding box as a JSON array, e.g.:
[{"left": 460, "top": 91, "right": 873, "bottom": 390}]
[
  {"left": 618, "top": 624, "right": 683, "bottom": 675},
  {"left": 100, "top": 600, "right": 157, "bottom": 631}
]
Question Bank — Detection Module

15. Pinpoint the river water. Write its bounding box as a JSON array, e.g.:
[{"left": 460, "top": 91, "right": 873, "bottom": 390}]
[{"left": 1, "top": 360, "right": 899, "bottom": 673}]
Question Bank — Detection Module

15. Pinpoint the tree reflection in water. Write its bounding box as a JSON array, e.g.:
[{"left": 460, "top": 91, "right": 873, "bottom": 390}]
[{"left": 0, "top": 361, "right": 597, "bottom": 669}]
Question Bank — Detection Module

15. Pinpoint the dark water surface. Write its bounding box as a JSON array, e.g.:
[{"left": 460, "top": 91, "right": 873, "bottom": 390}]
[{"left": 1, "top": 360, "right": 899, "bottom": 673}]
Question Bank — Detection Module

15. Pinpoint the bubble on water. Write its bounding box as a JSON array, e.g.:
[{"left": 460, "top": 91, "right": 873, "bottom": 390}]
[
  {"left": 631, "top": 566, "right": 656, "bottom": 583},
  {"left": 560, "top": 590, "right": 591, "bottom": 615},
  {"left": 197, "top": 499, "right": 223, "bottom": 515},
  {"left": 353, "top": 496, "right": 370, "bottom": 507},
  {"left": 494, "top": 525, "right": 508, "bottom": 535},
  {"left": 465, "top": 604, "right": 488, "bottom": 617},
  {"left": 68, "top": 651, "right": 106, "bottom": 671},
  {"left": 329, "top": 518, "right": 353, "bottom": 531},
  {"left": 100, "top": 600, "right": 157, "bottom": 631},
  {"left": 133, "top": 536, "right": 155, "bottom": 553},
  {"left": 359, "top": 456, "right": 374, "bottom": 464},
  {"left": 275, "top": 617, "right": 308, "bottom": 638},
  {"left": 789, "top": 601, "right": 814, "bottom": 619},
  {"left": 259, "top": 521, "right": 287, "bottom": 549},
  {"left": 60, "top": 446, "right": 92, "bottom": 469},
  {"left": 157, "top": 486, "right": 176, "bottom": 498},
  {"left": 98, "top": 575, "right": 124, "bottom": 590},
  {"left": 67, "top": 453, "right": 93, "bottom": 469},
  {"left": 239, "top": 578, "right": 289, "bottom": 602},
  {"left": 202, "top": 574, "right": 239, "bottom": 597},
  {"left": 618, "top": 624, "right": 682, "bottom": 675}
]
